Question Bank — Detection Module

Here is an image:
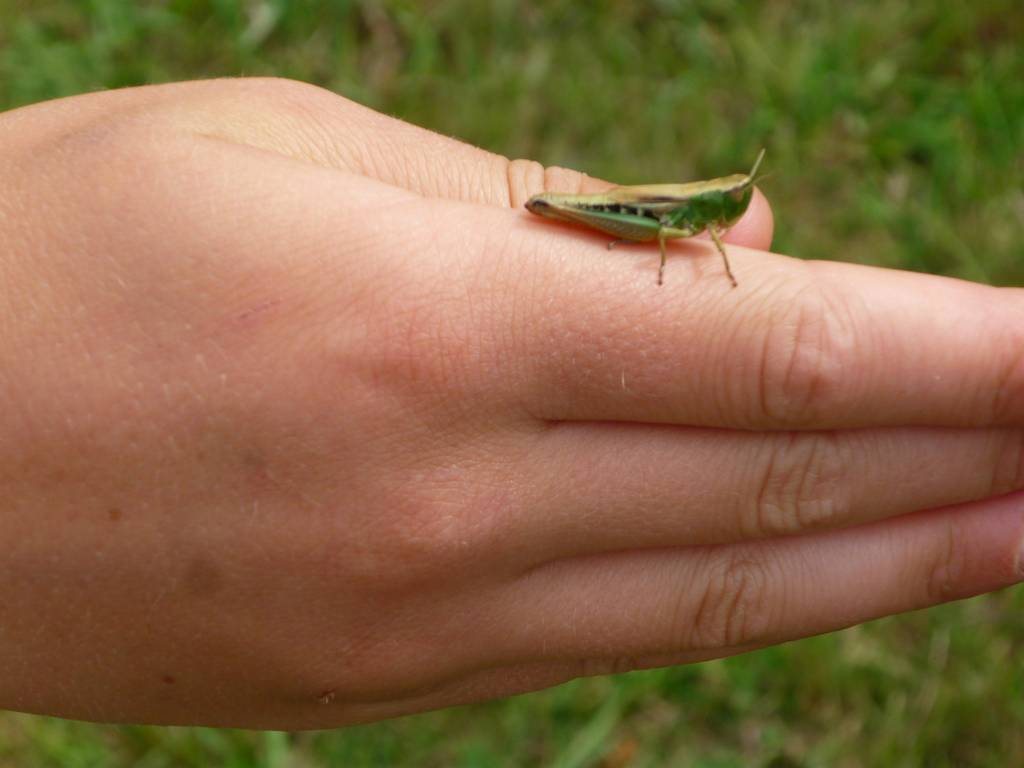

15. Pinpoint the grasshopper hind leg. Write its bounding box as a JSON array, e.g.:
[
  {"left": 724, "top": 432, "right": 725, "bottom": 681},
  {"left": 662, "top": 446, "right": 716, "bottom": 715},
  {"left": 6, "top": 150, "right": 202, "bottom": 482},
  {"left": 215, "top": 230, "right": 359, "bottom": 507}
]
[{"left": 708, "top": 226, "right": 739, "bottom": 288}]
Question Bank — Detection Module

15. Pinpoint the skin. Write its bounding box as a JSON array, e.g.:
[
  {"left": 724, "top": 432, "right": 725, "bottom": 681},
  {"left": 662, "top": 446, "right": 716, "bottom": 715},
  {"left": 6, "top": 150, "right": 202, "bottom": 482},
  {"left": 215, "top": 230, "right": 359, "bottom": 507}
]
[{"left": 0, "top": 78, "right": 1023, "bottom": 730}]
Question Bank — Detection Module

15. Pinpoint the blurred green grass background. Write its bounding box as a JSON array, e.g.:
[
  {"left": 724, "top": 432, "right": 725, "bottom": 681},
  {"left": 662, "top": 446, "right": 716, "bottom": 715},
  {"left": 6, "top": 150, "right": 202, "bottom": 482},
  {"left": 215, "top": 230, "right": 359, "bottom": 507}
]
[{"left": 1, "top": 1, "right": 1022, "bottom": 765}]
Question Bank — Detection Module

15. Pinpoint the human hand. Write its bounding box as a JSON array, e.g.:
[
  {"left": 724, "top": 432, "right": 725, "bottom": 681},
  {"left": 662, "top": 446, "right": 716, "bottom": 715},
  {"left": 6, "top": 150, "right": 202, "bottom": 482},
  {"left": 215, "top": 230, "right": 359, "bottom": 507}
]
[{"left": 1, "top": 79, "right": 1022, "bottom": 729}]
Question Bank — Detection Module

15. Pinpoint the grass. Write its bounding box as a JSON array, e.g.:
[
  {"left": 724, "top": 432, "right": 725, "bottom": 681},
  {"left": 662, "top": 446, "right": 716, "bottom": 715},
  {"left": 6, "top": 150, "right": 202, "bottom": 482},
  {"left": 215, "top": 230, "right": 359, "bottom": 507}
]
[{"left": 0, "top": 1, "right": 1022, "bottom": 765}]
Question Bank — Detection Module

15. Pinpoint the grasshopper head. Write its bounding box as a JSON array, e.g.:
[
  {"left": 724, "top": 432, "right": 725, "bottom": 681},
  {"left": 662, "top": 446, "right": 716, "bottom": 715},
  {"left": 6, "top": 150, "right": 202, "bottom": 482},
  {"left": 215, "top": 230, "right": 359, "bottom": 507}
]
[
  {"left": 525, "top": 196, "right": 553, "bottom": 215},
  {"left": 722, "top": 185, "right": 754, "bottom": 226}
]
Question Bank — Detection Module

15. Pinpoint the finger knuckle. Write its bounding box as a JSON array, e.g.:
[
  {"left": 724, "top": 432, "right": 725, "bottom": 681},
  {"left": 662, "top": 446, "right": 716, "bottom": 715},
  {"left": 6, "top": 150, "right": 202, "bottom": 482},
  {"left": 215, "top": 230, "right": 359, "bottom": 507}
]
[
  {"left": 750, "top": 432, "right": 851, "bottom": 537},
  {"left": 358, "top": 291, "right": 482, "bottom": 409},
  {"left": 686, "top": 552, "right": 776, "bottom": 649},
  {"left": 987, "top": 429, "right": 1024, "bottom": 496},
  {"left": 221, "top": 77, "right": 351, "bottom": 137},
  {"left": 509, "top": 159, "right": 594, "bottom": 209},
  {"left": 756, "top": 277, "right": 858, "bottom": 425},
  {"left": 342, "top": 466, "right": 513, "bottom": 590},
  {"left": 159, "top": 78, "right": 355, "bottom": 167},
  {"left": 989, "top": 340, "right": 1024, "bottom": 424},
  {"left": 506, "top": 158, "right": 547, "bottom": 208},
  {"left": 923, "top": 518, "right": 966, "bottom": 604},
  {"left": 187, "top": 76, "right": 340, "bottom": 118},
  {"left": 576, "top": 656, "right": 641, "bottom": 678},
  {"left": 344, "top": 490, "right": 473, "bottom": 588},
  {"left": 234, "top": 76, "right": 331, "bottom": 102}
]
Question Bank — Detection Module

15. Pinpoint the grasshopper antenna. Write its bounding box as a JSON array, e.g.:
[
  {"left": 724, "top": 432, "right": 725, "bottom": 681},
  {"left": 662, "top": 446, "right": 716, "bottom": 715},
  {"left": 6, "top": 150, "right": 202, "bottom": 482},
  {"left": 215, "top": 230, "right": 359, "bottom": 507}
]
[{"left": 747, "top": 148, "right": 767, "bottom": 183}]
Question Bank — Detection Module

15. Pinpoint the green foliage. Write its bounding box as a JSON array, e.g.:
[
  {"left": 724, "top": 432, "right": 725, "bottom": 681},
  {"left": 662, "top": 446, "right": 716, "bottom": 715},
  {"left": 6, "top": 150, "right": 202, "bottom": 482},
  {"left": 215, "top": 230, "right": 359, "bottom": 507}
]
[{"left": 1, "top": 1, "right": 1022, "bottom": 765}]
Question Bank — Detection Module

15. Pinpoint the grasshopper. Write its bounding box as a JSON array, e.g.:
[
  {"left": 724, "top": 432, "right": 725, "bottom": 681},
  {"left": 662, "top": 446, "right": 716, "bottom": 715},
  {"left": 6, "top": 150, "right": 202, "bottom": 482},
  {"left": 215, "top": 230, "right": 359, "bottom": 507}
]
[{"left": 525, "top": 149, "right": 765, "bottom": 286}]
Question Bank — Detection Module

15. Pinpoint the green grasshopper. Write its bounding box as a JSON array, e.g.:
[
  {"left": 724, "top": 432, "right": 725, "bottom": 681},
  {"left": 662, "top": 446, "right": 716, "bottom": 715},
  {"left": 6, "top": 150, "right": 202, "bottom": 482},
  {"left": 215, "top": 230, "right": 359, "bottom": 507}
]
[{"left": 525, "top": 149, "right": 765, "bottom": 286}]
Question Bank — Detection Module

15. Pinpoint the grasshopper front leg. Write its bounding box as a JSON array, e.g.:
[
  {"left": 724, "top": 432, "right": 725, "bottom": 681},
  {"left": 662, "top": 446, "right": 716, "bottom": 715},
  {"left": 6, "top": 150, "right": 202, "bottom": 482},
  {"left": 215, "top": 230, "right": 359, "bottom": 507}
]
[{"left": 657, "top": 231, "right": 668, "bottom": 286}]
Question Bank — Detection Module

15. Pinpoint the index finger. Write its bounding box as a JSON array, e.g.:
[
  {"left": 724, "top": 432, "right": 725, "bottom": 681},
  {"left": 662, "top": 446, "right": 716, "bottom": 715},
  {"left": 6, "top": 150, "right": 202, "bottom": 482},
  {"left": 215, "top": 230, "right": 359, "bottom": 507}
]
[
  {"left": 127, "top": 78, "right": 614, "bottom": 206},
  {"left": 120, "top": 77, "right": 774, "bottom": 252}
]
